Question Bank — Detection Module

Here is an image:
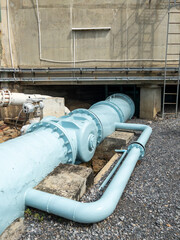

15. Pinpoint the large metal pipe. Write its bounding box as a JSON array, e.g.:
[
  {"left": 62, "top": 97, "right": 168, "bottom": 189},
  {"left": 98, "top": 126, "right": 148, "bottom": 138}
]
[
  {"left": 25, "top": 123, "right": 152, "bottom": 224},
  {"left": 0, "top": 94, "right": 136, "bottom": 234},
  {"left": 0, "top": 89, "right": 50, "bottom": 107}
]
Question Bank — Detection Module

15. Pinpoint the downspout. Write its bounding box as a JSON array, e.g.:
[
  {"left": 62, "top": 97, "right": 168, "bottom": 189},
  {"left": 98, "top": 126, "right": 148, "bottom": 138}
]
[
  {"left": 25, "top": 122, "right": 152, "bottom": 224},
  {"left": 6, "top": 0, "right": 14, "bottom": 67}
]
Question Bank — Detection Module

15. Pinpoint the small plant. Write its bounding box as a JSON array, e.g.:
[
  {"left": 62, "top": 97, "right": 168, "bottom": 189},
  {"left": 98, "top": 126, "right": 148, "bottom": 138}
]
[
  {"left": 25, "top": 208, "right": 32, "bottom": 216},
  {"left": 34, "top": 213, "right": 44, "bottom": 222}
]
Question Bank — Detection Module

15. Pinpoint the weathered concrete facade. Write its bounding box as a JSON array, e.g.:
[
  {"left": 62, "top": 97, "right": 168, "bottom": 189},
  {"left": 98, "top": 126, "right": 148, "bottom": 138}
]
[
  {"left": 2, "top": 0, "right": 179, "bottom": 68},
  {"left": 0, "top": 0, "right": 179, "bottom": 119}
]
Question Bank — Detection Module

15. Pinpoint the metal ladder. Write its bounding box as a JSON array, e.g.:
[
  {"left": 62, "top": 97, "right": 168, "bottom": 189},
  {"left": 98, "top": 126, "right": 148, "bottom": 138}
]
[{"left": 162, "top": 0, "right": 180, "bottom": 118}]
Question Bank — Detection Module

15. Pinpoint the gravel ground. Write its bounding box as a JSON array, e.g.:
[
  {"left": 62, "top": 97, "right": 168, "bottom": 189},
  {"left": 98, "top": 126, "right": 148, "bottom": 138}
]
[{"left": 19, "top": 117, "right": 180, "bottom": 240}]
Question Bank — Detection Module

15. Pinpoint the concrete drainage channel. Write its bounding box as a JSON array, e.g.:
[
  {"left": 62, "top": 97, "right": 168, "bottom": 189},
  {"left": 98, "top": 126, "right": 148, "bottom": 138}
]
[{"left": 0, "top": 93, "right": 152, "bottom": 238}]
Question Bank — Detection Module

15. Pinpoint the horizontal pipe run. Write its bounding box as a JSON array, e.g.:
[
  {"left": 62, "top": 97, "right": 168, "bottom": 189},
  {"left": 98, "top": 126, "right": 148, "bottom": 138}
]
[
  {"left": 0, "top": 67, "right": 179, "bottom": 73},
  {"left": 0, "top": 90, "right": 50, "bottom": 107},
  {"left": 99, "top": 150, "right": 127, "bottom": 190},
  {"left": 25, "top": 123, "right": 152, "bottom": 224},
  {"left": 115, "top": 149, "right": 127, "bottom": 153},
  {"left": 0, "top": 76, "right": 179, "bottom": 83}
]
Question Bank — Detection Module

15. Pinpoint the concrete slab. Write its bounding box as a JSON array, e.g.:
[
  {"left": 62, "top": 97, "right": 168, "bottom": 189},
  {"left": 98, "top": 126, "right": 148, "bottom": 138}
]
[
  {"left": 107, "top": 131, "right": 134, "bottom": 145},
  {"left": 35, "top": 164, "right": 94, "bottom": 200},
  {"left": 43, "top": 97, "right": 65, "bottom": 118},
  {"left": 94, "top": 130, "right": 134, "bottom": 160},
  {"left": 0, "top": 218, "right": 24, "bottom": 240},
  {"left": 0, "top": 164, "right": 93, "bottom": 238},
  {"left": 90, "top": 130, "right": 134, "bottom": 174}
]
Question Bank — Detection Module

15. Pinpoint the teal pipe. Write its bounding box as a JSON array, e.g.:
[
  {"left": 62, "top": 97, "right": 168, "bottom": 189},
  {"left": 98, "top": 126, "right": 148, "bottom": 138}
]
[
  {"left": 0, "top": 93, "right": 134, "bottom": 234},
  {"left": 90, "top": 94, "right": 135, "bottom": 139},
  {"left": 25, "top": 123, "right": 152, "bottom": 224},
  {"left": 115, "top": 122, "right": 152, "bottom": 146},
  {"left": 99, "top": 150, "right": 127, "bottom": 190},
  {"left": 115, "top": 123, "right": 152, "bottom": 159}
]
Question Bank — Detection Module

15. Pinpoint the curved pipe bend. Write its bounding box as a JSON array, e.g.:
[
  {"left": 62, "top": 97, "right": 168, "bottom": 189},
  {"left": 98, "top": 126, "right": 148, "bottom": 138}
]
[
  {"left": 25, "top": 123, "right": 152, "bottom": 224},
  {"left": 115, "top": 122, "right": 152, "bottom": 147}
]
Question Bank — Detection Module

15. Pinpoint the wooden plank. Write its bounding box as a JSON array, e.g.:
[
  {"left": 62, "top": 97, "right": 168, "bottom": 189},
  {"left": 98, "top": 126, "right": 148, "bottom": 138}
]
[{"left": 94, "top": 153, "right": 120, "bottom": 184}]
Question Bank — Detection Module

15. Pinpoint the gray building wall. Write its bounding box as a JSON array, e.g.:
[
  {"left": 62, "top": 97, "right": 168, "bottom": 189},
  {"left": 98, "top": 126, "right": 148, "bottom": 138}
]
[{"left": 1, "top": 0, "right": 179, "bottom": 68}]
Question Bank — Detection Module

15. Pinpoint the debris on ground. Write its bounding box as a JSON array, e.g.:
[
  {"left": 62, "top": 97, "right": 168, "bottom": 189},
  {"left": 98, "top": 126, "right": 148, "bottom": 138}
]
[{"left": 0, "top": 120, "right": 20, "bottom": 143}]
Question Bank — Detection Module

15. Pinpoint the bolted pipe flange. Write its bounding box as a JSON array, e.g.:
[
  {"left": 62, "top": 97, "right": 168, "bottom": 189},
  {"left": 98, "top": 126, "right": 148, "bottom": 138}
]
[
  {"left": 26, "top": 121, "right": 76, "bottom": 164},
  {"left": 0, "top": 89, "right": 11, "bottom": 107},
  {"left": 69, "top": 108, "right": 103, "bottom": 145},
  {"left": 127, "top": 142, "right": 145, "bottom": 159}
]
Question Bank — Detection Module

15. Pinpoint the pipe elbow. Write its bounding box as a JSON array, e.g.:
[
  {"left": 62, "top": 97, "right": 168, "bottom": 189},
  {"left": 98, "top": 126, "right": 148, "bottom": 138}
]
[
  {"left": 145, "top": 125, "right": 152, "bottom": 132},
  {"left": 72, "top": 199, "right": 116, "bottom": 224},
  {"left": 114, "top": 122, "right": 152, "bottom": 148},
  {"left": 25, "top": 189, "right": 117, "bottom": 224},
  {"left": 115, "top": 122, "right": 152, "bottom": 131}
]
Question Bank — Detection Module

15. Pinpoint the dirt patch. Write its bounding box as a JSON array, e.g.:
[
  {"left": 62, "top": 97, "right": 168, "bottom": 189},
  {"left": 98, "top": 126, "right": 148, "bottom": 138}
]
[{"left": 0, "top": 120, "right": 20, "bottom": 143}]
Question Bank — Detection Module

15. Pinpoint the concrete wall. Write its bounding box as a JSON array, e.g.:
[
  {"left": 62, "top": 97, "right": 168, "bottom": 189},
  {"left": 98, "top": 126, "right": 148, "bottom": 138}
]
[{"left": 2, "top": 0, "right": 179, "bottom": 68}]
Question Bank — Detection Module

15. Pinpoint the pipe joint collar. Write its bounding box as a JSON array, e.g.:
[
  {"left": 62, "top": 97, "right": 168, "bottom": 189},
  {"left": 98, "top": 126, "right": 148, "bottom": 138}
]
[
  {"left": 90, "top": 101, "right": 125, "bottom": 123},
  {"left": 26, "top": 120, "right": 76, "bottom": 164},
  {"left": 106, "top": 93, "right": 135, "bottom": 119},
  {"left": 128, "top": 142, "right": 145, "bottom": 159}
]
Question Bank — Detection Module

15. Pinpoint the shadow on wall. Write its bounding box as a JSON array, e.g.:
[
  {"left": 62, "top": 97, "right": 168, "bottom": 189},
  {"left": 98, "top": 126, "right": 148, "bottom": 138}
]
[
  {"left": 135, "top": 0, "right": 167, "bottom": 66},
  {"left": 3, "top": 0, "right": 169, "bottom": 67},
  {"left": 110, "top": 0, "right": 167, "bottom": 67}
]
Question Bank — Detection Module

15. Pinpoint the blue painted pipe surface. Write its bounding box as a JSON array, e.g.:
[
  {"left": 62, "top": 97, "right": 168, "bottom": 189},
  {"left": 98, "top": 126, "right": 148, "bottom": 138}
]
[
  {"left": 0, "top": 94, "right": 134, "bottom": 234},
  {"left": 115, "top": 122, "right": 152, "bottom": 146},
  {"left": 90, "top": 93, "right": 135, "bottom": 139},
  {"left": 25, "top": 147, "right": 141, "bottom": 223},
  {"left": 25, "top": 122, "right": 152, "bottom": 224}
]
